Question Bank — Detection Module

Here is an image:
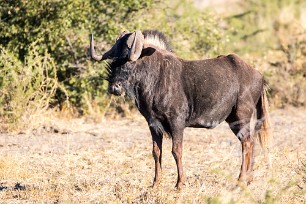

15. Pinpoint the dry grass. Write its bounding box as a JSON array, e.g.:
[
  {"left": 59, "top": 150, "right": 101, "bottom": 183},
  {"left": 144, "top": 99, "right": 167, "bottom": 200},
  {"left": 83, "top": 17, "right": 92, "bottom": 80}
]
[{"left": 0, "top": 107, "right": 305, "bottom": 203}]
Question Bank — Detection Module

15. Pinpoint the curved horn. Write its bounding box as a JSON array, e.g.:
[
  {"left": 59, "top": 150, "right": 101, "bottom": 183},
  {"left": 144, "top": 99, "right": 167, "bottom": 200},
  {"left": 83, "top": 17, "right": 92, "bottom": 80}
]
[
  {"left": 127, "top": 30, "right": 144, "bottom": 61},
  {"left": 90, "top": 34, "right": 103, "bottom": 61}
]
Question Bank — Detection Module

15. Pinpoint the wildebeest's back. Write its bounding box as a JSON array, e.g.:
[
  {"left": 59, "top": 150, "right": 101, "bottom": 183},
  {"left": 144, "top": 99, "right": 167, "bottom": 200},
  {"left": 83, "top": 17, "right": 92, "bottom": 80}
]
[{"left": 181, "top": 54, "right": 262, "bottom": 128}]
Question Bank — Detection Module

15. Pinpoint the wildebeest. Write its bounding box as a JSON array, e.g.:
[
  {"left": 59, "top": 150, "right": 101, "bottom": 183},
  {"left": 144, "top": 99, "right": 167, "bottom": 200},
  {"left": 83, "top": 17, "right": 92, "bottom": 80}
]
[{"left": 90, "top": 30, "right": 271, "bottom": 190}]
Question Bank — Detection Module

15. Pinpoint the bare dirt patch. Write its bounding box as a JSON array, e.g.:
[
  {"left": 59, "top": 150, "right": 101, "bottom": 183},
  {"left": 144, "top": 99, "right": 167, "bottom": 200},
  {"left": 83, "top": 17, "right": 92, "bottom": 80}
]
[{"left": 0, "top": 107, "right": 305, "bottom": 203}]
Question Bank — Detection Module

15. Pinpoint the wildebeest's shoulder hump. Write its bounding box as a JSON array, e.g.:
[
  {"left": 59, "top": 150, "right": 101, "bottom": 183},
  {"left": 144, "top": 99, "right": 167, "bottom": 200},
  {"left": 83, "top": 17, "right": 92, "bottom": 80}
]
[{"left": 225, "top": 54, "right": 245, "bottom": 67}]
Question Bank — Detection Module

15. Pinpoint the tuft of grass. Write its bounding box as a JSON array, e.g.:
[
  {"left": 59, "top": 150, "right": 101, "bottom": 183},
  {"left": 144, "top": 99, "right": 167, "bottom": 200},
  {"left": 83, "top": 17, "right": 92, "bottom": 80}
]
[{"left": 0, "top": 156, "right": 30, "bottom": 181}]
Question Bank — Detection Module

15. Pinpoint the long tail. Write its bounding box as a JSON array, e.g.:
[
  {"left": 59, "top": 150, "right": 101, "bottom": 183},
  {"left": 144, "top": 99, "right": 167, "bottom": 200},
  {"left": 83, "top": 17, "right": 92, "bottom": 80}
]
[{"left": 256, "top": 83, "right": 272, "bottom": 149}]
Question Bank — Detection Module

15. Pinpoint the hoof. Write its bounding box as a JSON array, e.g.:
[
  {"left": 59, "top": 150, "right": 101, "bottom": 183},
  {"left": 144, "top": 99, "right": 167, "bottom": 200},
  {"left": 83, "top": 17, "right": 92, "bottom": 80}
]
[
  {"left": 237, "top": 174, "right": 253, "bottom": 186},
  {"left": 175, "top": 178, "right": 186, "bottom": 191},
  {"left": 152, "top": 179, "right": 161, "bottom": 189},
  {"left": 236, "top": 179, "right": 247, "bottom": 188},
  {"left": 152, "top": 183, "right": 159, "bottom": 189},
  {"left": 175, "top": 182, "right": 184, "bottom": 191}
]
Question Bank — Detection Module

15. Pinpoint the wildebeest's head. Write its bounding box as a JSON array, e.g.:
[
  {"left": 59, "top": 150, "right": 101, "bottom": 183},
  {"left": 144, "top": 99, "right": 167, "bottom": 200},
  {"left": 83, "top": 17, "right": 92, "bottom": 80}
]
[
  {"left": 90, "top": 30, "right": 172, "bottom": 96},
  {"left": 90, "top": 30, "right": 144, "bottom": 96}
]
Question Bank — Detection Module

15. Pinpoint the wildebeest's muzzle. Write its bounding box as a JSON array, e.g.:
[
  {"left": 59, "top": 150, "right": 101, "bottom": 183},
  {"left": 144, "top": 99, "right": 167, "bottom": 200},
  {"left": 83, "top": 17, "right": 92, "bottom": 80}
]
[{"left": 108, "top": 81, "right": 124, "bottom": 96}]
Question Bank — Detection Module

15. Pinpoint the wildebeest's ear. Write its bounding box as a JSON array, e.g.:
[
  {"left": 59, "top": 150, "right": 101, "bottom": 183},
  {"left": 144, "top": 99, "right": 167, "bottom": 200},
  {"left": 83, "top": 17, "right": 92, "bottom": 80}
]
[
  {"left": 140, "top": 47, "right": 156, "bottom": 58},
  {"left": 127, "top": 30, "right": 144, "bottom": 61}
]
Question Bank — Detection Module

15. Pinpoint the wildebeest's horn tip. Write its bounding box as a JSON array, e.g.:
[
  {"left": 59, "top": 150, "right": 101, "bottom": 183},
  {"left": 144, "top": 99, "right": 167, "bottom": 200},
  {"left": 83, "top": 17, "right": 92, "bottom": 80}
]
[{"left": 90, "top": 33, "right": 103, "bottom": 61}]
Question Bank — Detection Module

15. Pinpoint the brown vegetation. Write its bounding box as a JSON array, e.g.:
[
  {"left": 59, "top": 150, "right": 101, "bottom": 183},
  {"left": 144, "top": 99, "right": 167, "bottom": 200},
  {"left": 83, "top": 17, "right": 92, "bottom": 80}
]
[{"left": 0, "top": 107, "right": 305, "bottom": 203}]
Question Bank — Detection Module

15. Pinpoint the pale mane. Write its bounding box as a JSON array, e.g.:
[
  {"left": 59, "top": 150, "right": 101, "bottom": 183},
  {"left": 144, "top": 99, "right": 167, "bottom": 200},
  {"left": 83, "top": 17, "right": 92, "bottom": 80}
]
[{"left": 142, "top": 30, "right": 173, "bottom": 52}]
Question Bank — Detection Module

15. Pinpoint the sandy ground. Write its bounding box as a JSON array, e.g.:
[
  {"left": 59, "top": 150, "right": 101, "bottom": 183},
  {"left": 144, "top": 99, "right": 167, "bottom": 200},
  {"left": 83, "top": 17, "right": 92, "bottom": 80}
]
[{"left": 0, "top": 107, "right": 305, "bottom": 203}]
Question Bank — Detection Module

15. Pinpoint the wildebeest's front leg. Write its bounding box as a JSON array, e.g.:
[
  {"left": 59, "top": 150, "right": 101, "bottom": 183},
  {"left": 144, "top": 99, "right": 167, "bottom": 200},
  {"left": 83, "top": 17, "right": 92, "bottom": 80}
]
[
  {"left": 171, "top": 130, "right": 186, "bottom": 190},
  {"left": 150, "top": 127, "right": 163, "bottom": 188}
]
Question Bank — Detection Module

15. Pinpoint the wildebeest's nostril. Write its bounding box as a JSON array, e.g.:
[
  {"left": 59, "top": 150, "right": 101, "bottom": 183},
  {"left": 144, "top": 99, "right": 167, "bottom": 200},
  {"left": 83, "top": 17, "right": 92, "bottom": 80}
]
[{"left": 114, "top": 83, "right": 121, "bottom": 89}]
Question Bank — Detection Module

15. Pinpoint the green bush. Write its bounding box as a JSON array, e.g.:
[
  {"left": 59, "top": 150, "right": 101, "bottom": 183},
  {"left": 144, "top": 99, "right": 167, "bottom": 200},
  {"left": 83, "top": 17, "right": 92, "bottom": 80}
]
[
  {"left": 0, "top": 0, "right": 304, "bottom": 125},
  {"left": 0, "top": 0, "right": 225, "bottom": 117},
  {"left": 0, "top": 0, "right": 159, "bottom": 117},
  {"left": 0, "top": 43, "right": 58, "bottom": 131},
  {"left": 224, "top": 0, "right": 306, "bottom": 107},
  {"left": 125, "top": 0, "right": 225, "bottom": 59}
]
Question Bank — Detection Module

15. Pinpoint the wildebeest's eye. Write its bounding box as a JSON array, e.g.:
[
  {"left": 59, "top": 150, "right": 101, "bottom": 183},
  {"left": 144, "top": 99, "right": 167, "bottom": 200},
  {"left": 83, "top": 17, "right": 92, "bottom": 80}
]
[{"left": 121, "top": 46, "right": 130, "bottom": 60}]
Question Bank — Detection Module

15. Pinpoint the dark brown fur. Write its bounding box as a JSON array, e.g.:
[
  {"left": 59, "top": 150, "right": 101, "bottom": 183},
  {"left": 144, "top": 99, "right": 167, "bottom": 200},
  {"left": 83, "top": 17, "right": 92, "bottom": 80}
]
[{"left": 91, "top": 30, "right": 271, "bottom": 189}]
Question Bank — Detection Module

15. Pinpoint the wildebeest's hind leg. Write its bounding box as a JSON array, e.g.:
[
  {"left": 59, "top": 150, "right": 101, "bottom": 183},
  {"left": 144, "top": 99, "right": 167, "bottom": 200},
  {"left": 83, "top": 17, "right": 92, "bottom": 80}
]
[
  {"left": 239, "top": 129, "right": 255, "bottom": 185},
  {"left": 226, "top": 110, "right": 255, "bottom": 185},
  {"left": 150, "top": 127, "right": 163, "bottom": 188}
]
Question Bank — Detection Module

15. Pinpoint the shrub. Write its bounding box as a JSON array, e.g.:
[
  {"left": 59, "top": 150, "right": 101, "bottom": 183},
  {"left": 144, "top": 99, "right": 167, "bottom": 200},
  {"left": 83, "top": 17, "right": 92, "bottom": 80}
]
[
  {"left": 224, "top": 0, "right": 306, "bottom": 108},
  {"left": 0, "top": 43, "right": 58, "bottom": 131},
  {"left": 125, "top": 0, "right": 225, "bottom": 59}
]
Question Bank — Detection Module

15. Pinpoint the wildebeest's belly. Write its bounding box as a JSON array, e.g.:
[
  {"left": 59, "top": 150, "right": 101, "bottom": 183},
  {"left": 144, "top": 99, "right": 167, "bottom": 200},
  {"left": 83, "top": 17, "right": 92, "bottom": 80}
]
[
  {"left": 186, "top": 88, "right": 237, "bottom": 129},
  {"left": 186, "top": 109, "right": 231, "bottom": 129},
  {"left": 188, "top": 119, "right": 220, "bottom": 129}
]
